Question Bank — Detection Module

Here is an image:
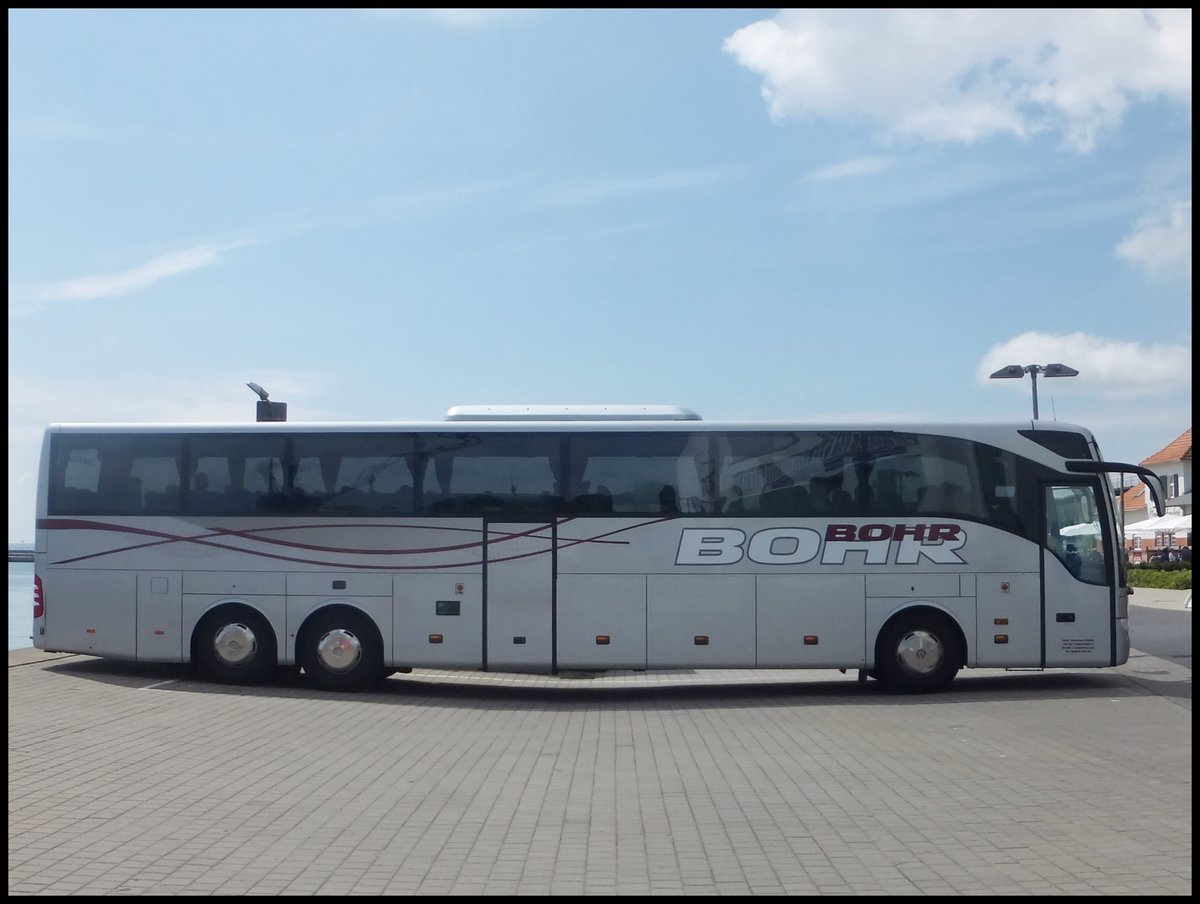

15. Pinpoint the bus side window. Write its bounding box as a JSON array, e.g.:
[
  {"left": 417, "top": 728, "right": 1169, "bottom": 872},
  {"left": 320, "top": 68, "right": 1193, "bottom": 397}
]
[
  {"left": 131, "top": 452, "right": 182, "bottom": 515},
  {"left": 51, "top": 443, "right": 101, "bottom": 514},
  {"left": 659, "top": 485, "right": 679, "bottom": 513},
  {"left": 223, "top": 484, "right": 254, "bottom": 515},
  {"left": 56, "top": 487, "right": 98, "bottom": 513},
  {"left": 112, "top": 477, "right": 143, "bottom": 513},
  {"left": 387, "top": 485, "right": 414, "bottom": 513},
  {"left": 190, "top": 473, "right": 224, "bottom": 513},
  {"left": 918, "top": 481, "right": 966, "bottom": 514},
  {"left": 975, "top": 445, "right": 1027, "bottom": 536},
  {"left": 569, "top": 492, "right": 613, "bottom": 513},
  {"left": 144, "top": 484, "right": 180, "bottom": 514},
  {"left": 988, "top": 492, "right": 1022, "bottom": 532},
  {"left": 761, "top": 478, "right": 810, "bottom": 514}
]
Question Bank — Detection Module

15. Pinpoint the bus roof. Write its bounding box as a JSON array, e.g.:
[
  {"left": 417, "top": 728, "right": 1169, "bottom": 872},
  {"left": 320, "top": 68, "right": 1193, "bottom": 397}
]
[
  {"left": 445, "top": 404, "right": 702, "bottom": 421},
  {"left": 44, "top": 419, "right": 1090, "bottom": 437}
]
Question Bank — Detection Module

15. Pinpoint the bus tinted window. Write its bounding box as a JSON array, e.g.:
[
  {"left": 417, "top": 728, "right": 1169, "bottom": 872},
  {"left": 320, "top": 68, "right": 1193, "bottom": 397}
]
[
  {"left": 722, "top": 432, "right": 827, "bottom": 514},
  {"left": 422, "top": 433, "right": 561, "bottom": 514},
  {"left": 44, "top": 428, "right": 1042, "bottom": 536},
  {"left": 295, "top": 433, "right": 415, "bottom": 516},
  {"left": 1019, "top": 429, "right": 1093, "bottom": 459},
  {"left": 720, "top": 431, "right": 990, "bottom": 521},
  {"left": 49, "top": 434, "right": 184, "bottom": 516},
  {"left": 190, "top": 435, "right": 286, "bottom": 515},
  {"left": 566, "top": 432, "right": 713, "bottom": 514}
]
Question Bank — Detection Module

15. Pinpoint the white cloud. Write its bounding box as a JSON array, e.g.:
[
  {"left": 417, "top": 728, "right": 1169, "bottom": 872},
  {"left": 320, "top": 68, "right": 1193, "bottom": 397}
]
[
  {"left": 977, "top": 331, "right": 1192, "bottom": 399},
  {"left": 724, "top": 9, "right": 1192, "bottom": 151},
  {"left": 18, "top": 241, "right": 250, "bottom": 313},
  {"left": 8, "top": 182, "right": 514, "bottom": 317},
  {"left": 1116, "top": 199, "right": 1192, "bottom": 278},
  {"left": 802, "top": 155, "right": 897, "bottom": 182}
]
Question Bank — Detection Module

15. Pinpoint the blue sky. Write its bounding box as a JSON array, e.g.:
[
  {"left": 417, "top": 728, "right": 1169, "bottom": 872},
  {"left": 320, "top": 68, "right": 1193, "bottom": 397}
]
[{"left": 7, "top": 8, "right": 1192, "bottom": 541}]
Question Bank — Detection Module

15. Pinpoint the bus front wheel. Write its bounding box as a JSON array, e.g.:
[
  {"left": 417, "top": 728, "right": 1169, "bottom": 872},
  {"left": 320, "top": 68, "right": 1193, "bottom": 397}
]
[
  {"left": 193, "top": 606, "right": 278, "bottom": 686},
  {"left": 299, "top": 609, "right": 383, "bottom": 692},
  {"left": 874, "top": 610, "right": 964, "bottom": 694}
]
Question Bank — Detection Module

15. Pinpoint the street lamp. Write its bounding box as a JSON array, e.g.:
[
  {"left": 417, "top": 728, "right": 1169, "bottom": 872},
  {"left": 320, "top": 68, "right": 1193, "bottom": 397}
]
[{"left": 989, "top": 363, "right": 1079, "bottom": 419}]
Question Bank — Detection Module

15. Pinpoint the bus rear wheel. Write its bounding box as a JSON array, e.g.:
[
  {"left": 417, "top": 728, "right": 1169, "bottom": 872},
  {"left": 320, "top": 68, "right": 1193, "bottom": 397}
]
[
  {"left": 194, "top": 606, "right": 277, "bottom": 686},
  {"left": 874, "top": 610, "right": 963, "bottom": 694},
  {"left": 299, "top": 609, "right": 383, "bottom": 692}
]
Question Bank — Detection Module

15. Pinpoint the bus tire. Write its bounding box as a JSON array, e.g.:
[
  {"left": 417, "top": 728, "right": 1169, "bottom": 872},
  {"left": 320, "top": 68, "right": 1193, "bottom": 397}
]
[
  {"left": 299, "top": 609, "right": 383, "bottom": 693},
  {"left": 193, "top": 605, "right": 278, "bottom": 686},
  {"left": 874, "top": 609, "right": 963, "bottom": 694}
]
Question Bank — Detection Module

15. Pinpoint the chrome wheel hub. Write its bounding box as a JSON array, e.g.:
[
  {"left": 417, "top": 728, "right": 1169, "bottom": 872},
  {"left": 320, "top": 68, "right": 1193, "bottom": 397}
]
[
  {"left": 213, "top": 623, "right": 257, "bottom": 666},
  {"left": 896, "top": 630, "right": 944, "bottom": 675},
  {"left": 316, "top": 629, "right": 362, "bottom": 673}
]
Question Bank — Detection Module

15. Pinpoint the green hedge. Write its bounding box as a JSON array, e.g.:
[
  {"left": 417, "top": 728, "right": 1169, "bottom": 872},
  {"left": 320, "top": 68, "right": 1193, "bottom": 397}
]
[
  {"left": 1129, "top": 559, "right": 1192, "bottom": 572},
  {"left": 1126, "top": 566, "right": 1192, "bottom": 590}
]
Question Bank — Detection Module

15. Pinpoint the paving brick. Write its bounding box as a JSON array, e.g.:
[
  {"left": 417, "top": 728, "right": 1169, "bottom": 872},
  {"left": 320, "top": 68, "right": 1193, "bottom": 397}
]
[{"left": 7, "top": 652, "right": 1192, "bottom": 895}]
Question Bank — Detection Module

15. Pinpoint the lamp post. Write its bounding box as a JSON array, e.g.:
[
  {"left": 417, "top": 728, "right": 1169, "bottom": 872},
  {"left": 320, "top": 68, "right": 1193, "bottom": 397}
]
[{"left": 988, "top": 363, "right": 1078, "bottom": 419}]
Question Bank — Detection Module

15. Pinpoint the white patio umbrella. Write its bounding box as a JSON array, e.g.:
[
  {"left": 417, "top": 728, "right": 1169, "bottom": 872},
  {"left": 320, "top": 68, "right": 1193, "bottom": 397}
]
[
  {"left": 1167, "top": 514, "right": 1191, "bottom": 533},
  {"left": 1123, "top": 513, "right": 1175, "bottom": 537},
  {"left": 1125, "top": 512, "right": 1192, "bottom": 539}
]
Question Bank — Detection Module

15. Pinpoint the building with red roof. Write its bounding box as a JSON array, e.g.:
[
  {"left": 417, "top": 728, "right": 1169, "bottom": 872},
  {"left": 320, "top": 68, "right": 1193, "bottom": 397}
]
[
  {"left": 1119, "top": 427, "right": 1191, "bottom": 560},
  {"left": 1120, "top": 427, "right": 1191, "bottom": 518}
]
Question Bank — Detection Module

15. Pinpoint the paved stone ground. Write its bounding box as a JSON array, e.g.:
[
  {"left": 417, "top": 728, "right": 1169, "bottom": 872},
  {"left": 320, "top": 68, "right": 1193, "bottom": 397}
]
[
  {"left": 8, "top": 629, "right": 1190, "bottom": 896},
  {"left": 1126, "top": 586, "right": 1191, "bottom": 611}
]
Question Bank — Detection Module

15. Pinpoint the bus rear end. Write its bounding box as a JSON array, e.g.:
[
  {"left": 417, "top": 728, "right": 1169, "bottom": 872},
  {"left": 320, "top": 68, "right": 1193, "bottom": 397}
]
[{"left": 32, "top": 428, "right": 51, "bottom": 652}]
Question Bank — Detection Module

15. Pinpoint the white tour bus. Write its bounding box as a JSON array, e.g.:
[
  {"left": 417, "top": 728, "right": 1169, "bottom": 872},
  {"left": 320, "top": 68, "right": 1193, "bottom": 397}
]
[{"left": 33, "top": 405, "right": 1164, "bottom": 694}]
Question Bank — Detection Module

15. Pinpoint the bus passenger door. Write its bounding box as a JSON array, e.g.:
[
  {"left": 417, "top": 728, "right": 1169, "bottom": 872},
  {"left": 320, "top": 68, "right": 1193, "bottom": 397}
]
[
  {"left": 1042, "top": 484, "right": 1115, "bottom": 667},
  {"left": 485, "top": 521, "right": 555, "bottom": 672}
]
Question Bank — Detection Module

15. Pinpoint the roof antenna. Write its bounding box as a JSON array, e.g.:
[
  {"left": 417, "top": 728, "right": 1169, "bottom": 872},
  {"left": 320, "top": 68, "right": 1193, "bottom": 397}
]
[{"left": 247, "top": 382, "right": 287, "bottom": 422}]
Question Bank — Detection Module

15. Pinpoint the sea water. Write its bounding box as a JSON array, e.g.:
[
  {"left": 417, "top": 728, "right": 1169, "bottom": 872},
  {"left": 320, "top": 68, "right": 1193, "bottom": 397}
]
[{"left": 9, "top": 561, "right": 34, "bottom": 650}]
